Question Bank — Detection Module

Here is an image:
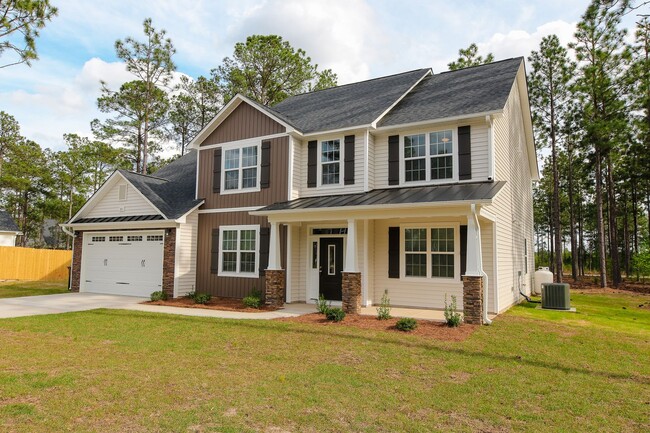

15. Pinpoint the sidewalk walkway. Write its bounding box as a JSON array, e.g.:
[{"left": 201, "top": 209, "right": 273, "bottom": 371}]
[{"left": 122, "top": 302, "right": 315, "bottom": 319}]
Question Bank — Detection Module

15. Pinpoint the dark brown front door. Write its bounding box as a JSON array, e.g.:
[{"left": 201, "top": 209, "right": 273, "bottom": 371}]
[{"left": 319, "top": 237, "right": 343, "bottom": 301}]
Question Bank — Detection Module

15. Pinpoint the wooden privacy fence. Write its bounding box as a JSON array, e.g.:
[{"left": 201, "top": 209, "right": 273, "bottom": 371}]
[{"left": 0, "top": 246, "right": 72, "bottom": 281}]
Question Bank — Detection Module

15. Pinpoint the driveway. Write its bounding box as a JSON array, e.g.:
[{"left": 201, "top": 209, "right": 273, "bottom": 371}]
[{"left": 0, "top": 292, "right": 146, "bottom": 319}]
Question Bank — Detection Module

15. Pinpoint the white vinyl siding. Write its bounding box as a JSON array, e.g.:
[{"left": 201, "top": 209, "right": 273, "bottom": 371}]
[
  {"left": 291, "top": 137, "right": 302, "bottom": 200},
  {"left": 85, "top": 181, "right": 158, "bottom": 218},
  {"left": 175, "top": 210, "right": 198, "bottom": 297}
]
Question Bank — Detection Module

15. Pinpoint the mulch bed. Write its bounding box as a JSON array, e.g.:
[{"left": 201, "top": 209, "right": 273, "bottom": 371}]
[
  {"left": 144, "top": 296, "right": 278, "bottom": 313},
  {"left": 276, "top": 313, "right": 478, "bottom": 341}
]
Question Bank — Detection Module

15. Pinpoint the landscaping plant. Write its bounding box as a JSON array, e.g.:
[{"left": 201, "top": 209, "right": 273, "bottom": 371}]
[
  {"left": 193, "top": 293, "right": 211, "bottom": 304},
  {"left": 150, "top": 291, "right": 167, "bottom": 302},
  {"left": 396, "top": 317, "right": 418, "bottom": 332},
  {"left": 325, "top": 307, "right": 346, "bottom": 322},
  {"left": 242, "top": 295, "right": 261, "bottom": 309},
  {"left": 376, "top": 290, "right": 392, "bottom": 320},
  {"left": 316, "top": 294, "right": 331, "bottom": 314},
  {"left": 444, "top": 294, "right": 462, "bottom": 327}
]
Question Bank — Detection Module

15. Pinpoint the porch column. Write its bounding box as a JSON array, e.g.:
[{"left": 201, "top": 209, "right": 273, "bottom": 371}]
[
  {"left": 342, "top": 219, "right": 361, "bottom": 314},
  {"left": 265, "top": 221, "right": 285, "bottom": 307},
  {"left": 462, "top": 207, "right": 483, "bottom": 325}
]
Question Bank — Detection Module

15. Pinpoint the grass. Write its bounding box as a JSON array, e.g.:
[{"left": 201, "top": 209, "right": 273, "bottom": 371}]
[
  {"left": 0, "top": 280, "right": 68, "bottom": 298},
  {"left": 0, "top": 291, "right": 648, "bottom": 432}
]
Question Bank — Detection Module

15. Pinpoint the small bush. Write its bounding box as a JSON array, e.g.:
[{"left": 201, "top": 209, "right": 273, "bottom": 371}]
[
  {"left": 150, "top": 291, "right": 167, "bottom": 302},
  {"left": 376, "top": 291, "right": 391, "bottom": 320},
  {"left": 444, "top": 294, "right": 462, "bottom": 327},
  {"left": 242, "top": 295, "right": 261, "bottom": 309},
  {"left": 194, "top": 293, "right": 211, "bottom": 304},
  {"left": 185, "top": 291, "right": 196, "bottom": 300},
  {"left": 325, "top": 307, "right": 346, "bottom": 322},
  {"left": 316, "top": 294, "right": 331, "bottom": 314},
  {"left": 396, "top": 317, "right": 418, "bottom": 332}
]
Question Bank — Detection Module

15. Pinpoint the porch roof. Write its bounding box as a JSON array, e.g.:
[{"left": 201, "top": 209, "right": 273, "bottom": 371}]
[{"left": 255, "top": 181, "right": 505, "bottom": 214}]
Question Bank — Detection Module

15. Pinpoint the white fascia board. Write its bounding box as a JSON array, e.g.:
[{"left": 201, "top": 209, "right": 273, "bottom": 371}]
[
  {"left": 173, "top": 201, "right": 204, "bottom": 224},
  {"left": 251, "top": 200, "right": 492, "bottom": 222},
  {"left": 187, "top": 94, "right": 300, "bottom": 150},
  {"left": 370, "top": 69, "right": 432, "bottom": 128},
  {"left": 0, "top": 230, "right": 21, "bottom": 235},
  {"left": 373, "top": 110, "right": 503, "bottom": 133}
]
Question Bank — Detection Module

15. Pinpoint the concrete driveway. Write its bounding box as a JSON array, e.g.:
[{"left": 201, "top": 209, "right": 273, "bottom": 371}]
[{"left": 0, "top": 292, "right": 146, "bottom": 319}]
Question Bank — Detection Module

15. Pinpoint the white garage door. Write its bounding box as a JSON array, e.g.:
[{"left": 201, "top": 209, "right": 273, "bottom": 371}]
[{"left": 81, "top": 231, "right": 165, "bottom": 297}]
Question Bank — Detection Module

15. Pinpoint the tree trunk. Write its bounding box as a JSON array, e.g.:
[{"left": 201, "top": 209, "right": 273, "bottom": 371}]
[
  {"left": 606, "top": 153, "right": 620, "bottom": 287},
  {"left": 567, "top": 141, "right": 578, "bottom": 281},
  {"left": 595, "top": 150, "right": 607, "bottom": 288},
  {"left": 632, "top": 181, "right": 639, "bottom": 255}
]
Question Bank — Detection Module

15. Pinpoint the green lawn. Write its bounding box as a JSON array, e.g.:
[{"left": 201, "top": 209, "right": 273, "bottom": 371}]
[
  {"left": 0, "top": 292, "right": 648, "bottom": 432},
  {"left": 0, "top": 280, "right": 68, "bottom": 298}
]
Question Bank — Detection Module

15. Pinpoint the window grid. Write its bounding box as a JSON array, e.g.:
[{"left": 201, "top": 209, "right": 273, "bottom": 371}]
[
  {"left": 404, "top": 130, "right": 454, "bottom": 183},
  {"left": 321, "top": 139, "right": 341, "bottom": 185},
  {"left": 147, "top": 235, "right": 163, "bottom": 242},
  {"left": 404, "top": 134, "right": 426, "bottom": 182},
  {"left": 109, "top": 236, "right": 123, "bottom": 242},
  {"left": 221, "top": 228, "right": 257, "bottom": 276},
  {"left": 91, "top": 236, "right": 105, "bottom": 242},
  {"left": 224, "top": 145, "right": 258, "bottom": 191},
  {"left": 404, "top": 227, "right": 456, "bottom": 279},
  {"left": 127, "top": 235, "right": 142, "bottom": 242}
]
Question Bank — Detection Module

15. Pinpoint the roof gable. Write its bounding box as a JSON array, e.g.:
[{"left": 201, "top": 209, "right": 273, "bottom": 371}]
[{"left": 0, "top": 210, "right": 20, "bottom": 233}]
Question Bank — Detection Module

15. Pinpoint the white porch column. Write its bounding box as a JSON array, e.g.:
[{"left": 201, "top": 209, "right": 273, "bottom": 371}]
[
  {"left": 344, "top": 219, "right": 358, "bottom": 272},
  {"left": 268, "top": 221, "right": 282, "bottom": 270},
  {"left": 465, "top": 206, "right": 483, "bottom": 276}
]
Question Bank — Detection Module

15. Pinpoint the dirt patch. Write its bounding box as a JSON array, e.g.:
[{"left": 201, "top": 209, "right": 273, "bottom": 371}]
[
  {"left": 566, "top": 277, "right": 650, "bottom": 295},
  {"left": 276, "top": 313, "right": 477, "bottom": 341},
  {"left": 143, "top": 296, "right": 278, "bottom": 313}
]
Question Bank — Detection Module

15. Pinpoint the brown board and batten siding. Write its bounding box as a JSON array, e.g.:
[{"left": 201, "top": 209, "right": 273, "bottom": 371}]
[
  {"left": 196, "top": 212, "right": 286, "bottom": 298},
  {"left": 197, "top": 136, "right": 289, "bottom": 209},
  {"left": 199, "top": 102, "right": 285, "bottom": 146}
]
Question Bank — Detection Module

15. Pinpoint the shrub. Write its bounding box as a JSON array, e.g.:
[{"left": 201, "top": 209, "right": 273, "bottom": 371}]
[
  {"left": 376, "top": 291, "right": 392, "bottom": 320},
  {"left": 316, "top": 294, "right": 331, "bottom": 314},
  {"left": 194, "top": 293, "right": 211, "bottom": 304},
  {"left": 185, "top": 291, "right": 196, "bottom": 300},
  {"left": 150, "top": 291, "right": 167, "bottom": 302},
  {"left": 325, "top": 307, "right": 346, "bottom": 322},
  {"left": 444, "top": 294, "right": 462, "bottom": 328},
  {"left": 396, "top": 317, "right": 417, "bottom": 332},
  {"left": 242, "top": 295, "right": 261, "bottom": 309}
]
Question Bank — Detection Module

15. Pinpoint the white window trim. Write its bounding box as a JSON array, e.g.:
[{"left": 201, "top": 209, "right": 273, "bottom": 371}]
[
  {"left": 220, "top": 141, "right": 261, "bottom": 195},
  {"left": 218, "top": 224, "right": 260, "bottom": 278},
  {"left": 317, "top": 137, "right": 344, "bottom": 188},
  {"left": 400, "top": 223, "right": 460, "bottom": 281},
  {"left": 400, "top": 128, "right": 458, "bottom": 186}
]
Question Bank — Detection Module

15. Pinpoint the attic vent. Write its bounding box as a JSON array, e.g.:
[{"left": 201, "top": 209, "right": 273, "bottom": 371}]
[{"left": 118, "top": 184, "right": 127, "bottom": 201}]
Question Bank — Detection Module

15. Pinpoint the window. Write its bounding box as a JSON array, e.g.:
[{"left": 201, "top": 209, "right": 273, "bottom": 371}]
[
  {"left": 109, "top": 236, "right": 123, "bottom": 242},
  {"left": 118, "top": 184, "right": 127, "bottom": 201},
  {"left": 403, "top": 129, "right": 454, "bottom": 183},
  {"left": 219, "top": 226, "right": 259, "bottom": 277},
  {"left": 223, "top": 145, "right": 258, "bottom": 191},
  {"left": 147, "top": 235, "right": 163, "bottom": 242},
  {"left": 403, "top": 226, "right": 456, "bottom": 279},
  {"left": 320, "top": 139, "right": 341, "bottom": 185},
  {"left": 127, "top": 235, "right": 142, "bottom": 242},
  {"left": 91, "top": 236, "right": 105, "bottom": 242}
]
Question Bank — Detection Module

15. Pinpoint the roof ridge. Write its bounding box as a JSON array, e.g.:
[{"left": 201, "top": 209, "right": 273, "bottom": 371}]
[
  {"left": 436, "top": 57, "right": 523, "bottom": 75},
  {"left": 119, "top": 169, "right": 169, "bottom": 182}
]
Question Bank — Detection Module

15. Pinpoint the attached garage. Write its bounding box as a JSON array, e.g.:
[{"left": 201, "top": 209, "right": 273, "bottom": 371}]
[{"left": 80, "top": 231, "right": 165, "bottom": 297}]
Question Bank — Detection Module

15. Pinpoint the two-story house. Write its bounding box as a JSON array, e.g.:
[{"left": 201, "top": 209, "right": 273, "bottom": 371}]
[{"left": 64, "top": 58, "right": 537, "bottom": 324}]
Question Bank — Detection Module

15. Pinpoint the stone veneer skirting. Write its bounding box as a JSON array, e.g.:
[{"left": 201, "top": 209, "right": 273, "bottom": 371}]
[
  {"left": 265, "top": 269, "right": 285, "bottom": 307},
  {"left": 462, "top": 275, "right": 483, "bottom": 325},
  {"left": 342, "top": 272, "right": 362, "bottom": 314},
  {"left": 70, "top": 231, "right": 84, "bottom": 292}
]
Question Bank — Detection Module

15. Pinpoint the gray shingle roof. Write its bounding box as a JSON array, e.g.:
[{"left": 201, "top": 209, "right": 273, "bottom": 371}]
[
  {"left": 380, "top": 58, "right": 522, "bottom": 127},
  {"left": 0, "top": 210, "right": 20, "bottom": 232},
  {"left": 271, "top": 69, "right": 430, "bottom": 133},
  {"left": 257, "top": 181, "right": 505, "bottom": 213},
  {"left": 117, "top": 150, "right": 202, "bottom": 220}
]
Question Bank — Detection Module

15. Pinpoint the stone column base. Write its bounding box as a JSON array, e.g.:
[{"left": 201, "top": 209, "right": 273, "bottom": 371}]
[
  {"left": 462, "top": 275, "right": 484, "bottom": 325},
  {"left": 70, "top": 231, "right": 83, "bottom": 292},
  {"left": 342, "top": 272, "right": 362, "bottom": 314},
  {"left": 265, "top": 269, "right": 286, "bottom": 307}
]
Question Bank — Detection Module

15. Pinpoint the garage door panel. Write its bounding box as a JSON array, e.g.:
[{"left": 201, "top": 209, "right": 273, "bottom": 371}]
[{"left": 81, "top": 231, "right": 165, "bottom": 297}]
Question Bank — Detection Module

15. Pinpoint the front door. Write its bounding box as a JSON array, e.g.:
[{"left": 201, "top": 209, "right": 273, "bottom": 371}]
[{"left": 319, "top": 237, "right": 343, "bottom": 301}]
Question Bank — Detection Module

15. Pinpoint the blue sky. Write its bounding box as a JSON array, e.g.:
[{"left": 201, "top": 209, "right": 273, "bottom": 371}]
[{"left": 0, "top": 0, "right": 644, "bottom": 153}]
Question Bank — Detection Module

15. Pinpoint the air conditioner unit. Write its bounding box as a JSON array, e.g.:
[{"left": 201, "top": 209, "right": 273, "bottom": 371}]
[{"left": 541, "top": 283, "right": 571, "bottom": 310}]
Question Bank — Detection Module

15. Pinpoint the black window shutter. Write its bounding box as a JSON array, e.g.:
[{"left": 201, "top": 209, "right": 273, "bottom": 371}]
[
  {"left": 460, "top": 225, "right": 468, "bottom": 276},
  {"left": 210, "top": 228, "right": 220, "bottom": 274},
  {"left": 458, "top": 126, "right": 471, "bottom": 180},
  {"left": 259, "top": 227, "right": 270, "bottom": 276},
  {"left": 388, "top": 226, "right": 400, "bottom": 278},
  {"left": 344, "top": 135, "right": 355, "bottom": 185},
  {"left": 388, "top": 135, "right": 400, "bottom": 185},
  {"left": 307, "top": 140, "right": 317, "bottom": 188},
  {"left": 261, "top": 140, "right": 271, "bottom": 189},
  {"left": 212, "top": 148, "right": 222, "bottom": 193}
]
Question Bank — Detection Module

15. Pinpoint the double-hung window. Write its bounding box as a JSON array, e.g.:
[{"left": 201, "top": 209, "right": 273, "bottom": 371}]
[
  {"left": 404, "top": 226, "right": 456, "bottom": 279},
  {"left": 223, "top": 145, "right": 258, "bottom": 191},
  {"left": 219, "top": 226, "right": 258, "bottom": 277},
  {"left": 320, "top": 139, "right": 341, "bottom": 185},
  {"left": 403, "top": 129, "right": 454, "bottom": 183}
]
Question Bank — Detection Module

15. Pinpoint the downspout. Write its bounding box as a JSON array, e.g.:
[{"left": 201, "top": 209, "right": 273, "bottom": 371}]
[
  {"left": 471, "top": 204, "right": 492, "bottom": 325},
  {"left": 486, "top": 115, "right": 495, "bottom": 181},
  {"left": 61, "top": 225, "right": 73, "bottom": 237}
]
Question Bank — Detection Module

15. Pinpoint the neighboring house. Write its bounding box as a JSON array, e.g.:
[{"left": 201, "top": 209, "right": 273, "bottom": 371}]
[
  {"left": 0, "top": 210, "right": 21, "bottom": 247},
  {"left": 63, "top": 58, "right": 537, "bottom": 324}
]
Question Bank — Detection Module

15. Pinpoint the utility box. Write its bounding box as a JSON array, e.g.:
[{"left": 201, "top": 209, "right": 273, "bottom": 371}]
[{"left": 541, "top": 283, "right": 571, "bottom": 310}]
